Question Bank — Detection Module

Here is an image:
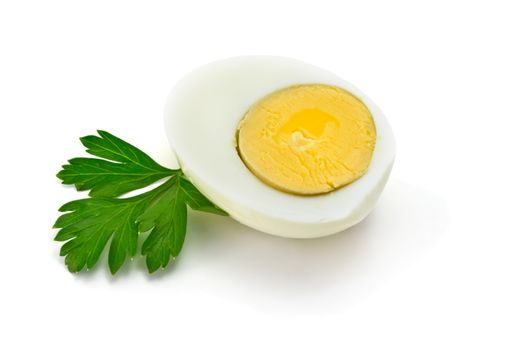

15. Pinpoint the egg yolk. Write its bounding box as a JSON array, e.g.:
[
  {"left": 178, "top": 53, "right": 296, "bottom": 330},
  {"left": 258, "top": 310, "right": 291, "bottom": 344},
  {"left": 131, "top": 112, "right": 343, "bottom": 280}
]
[{"left": 236, "top": 84, "right": 376, "bottom": 195}]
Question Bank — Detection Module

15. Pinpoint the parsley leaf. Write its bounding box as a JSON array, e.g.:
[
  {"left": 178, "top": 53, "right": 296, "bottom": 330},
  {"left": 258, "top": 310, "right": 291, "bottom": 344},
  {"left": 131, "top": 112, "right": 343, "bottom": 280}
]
[
  {"left": 54, "top": 131, "right": 227, "bottom": 274},
  {"left": 57, "top": 130, "right": 175, "bottom": 198},
  {"left": 138, "top": 175, "right": 187, "bottom": 272},
  {"left": 54, "top": 196, "right": 148, "bottom": 274}
]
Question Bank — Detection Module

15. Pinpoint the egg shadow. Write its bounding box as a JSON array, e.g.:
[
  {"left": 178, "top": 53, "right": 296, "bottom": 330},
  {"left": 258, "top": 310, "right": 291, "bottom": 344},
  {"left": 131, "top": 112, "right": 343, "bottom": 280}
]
[
  {"left": 67, "top": 178, "right": 448, "bottom": 313},
  {"left": 181, "top": 179, "right": 448, "bottom": 313}
]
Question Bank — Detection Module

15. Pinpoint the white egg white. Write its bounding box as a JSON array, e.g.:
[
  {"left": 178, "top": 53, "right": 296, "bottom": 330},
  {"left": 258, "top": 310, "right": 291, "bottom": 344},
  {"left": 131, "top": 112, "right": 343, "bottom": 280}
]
[{"left": 164, "top": 56, "right": 395, "bottom": 238}]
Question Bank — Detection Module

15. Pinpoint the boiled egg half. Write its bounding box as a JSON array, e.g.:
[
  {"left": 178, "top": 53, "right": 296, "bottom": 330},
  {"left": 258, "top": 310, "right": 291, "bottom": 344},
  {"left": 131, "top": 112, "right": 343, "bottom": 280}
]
[{"left": 165, "top": 56, "right": 395, "bottom": 238}]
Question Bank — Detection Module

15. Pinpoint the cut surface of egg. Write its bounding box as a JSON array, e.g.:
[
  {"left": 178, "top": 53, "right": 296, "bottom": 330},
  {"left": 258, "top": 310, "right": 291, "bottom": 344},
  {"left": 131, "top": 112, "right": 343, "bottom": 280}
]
[{"left": 165, "top": 56, "right": 395, "bottom": 238}]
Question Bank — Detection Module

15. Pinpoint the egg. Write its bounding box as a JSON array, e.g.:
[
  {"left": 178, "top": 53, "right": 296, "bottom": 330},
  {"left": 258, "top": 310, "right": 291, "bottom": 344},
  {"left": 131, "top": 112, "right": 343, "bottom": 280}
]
[{"left": 164, "top": 56, "right": 395, "bottom": 238}]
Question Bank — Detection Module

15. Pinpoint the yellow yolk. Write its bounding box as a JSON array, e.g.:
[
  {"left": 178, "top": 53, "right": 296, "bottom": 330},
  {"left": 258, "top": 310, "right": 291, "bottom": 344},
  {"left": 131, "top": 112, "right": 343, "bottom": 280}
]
[{"left": 236, "top": 84, "right": 376, "bottom": 195}]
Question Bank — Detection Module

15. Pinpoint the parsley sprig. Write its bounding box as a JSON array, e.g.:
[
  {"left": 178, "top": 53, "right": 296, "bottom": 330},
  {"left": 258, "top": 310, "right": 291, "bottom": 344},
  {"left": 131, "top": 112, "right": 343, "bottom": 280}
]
[{"left": 54, "top": 130, "right": 227, "bottom": 274}]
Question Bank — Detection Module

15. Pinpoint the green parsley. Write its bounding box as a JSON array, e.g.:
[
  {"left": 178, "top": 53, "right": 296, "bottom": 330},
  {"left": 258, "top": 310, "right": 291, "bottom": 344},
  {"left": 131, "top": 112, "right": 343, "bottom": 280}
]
[{"left": 54, "top": 130, "right": 227, "bottom": 274}]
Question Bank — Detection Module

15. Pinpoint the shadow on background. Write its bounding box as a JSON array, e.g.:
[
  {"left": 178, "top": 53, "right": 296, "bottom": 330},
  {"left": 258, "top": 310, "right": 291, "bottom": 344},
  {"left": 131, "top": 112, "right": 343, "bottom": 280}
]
[
  {"left": 73, "top": 179, "right": 447, "bottom": 314},
  {"left": 177, "top": 179, "right": 448, "bottom": 312}
]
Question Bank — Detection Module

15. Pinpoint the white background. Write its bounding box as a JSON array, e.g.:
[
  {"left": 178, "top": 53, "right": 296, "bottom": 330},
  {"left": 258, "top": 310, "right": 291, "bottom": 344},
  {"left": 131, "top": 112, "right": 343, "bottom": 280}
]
[{"left": 1, "top": 1, "right": 524, "bottom": 349}]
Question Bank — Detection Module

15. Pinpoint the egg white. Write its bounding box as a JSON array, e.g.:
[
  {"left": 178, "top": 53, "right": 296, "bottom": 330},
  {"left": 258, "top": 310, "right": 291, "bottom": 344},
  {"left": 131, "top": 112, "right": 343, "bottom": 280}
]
[{"left": 164, "top": 56, "right": 395, "bottom": 238}]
